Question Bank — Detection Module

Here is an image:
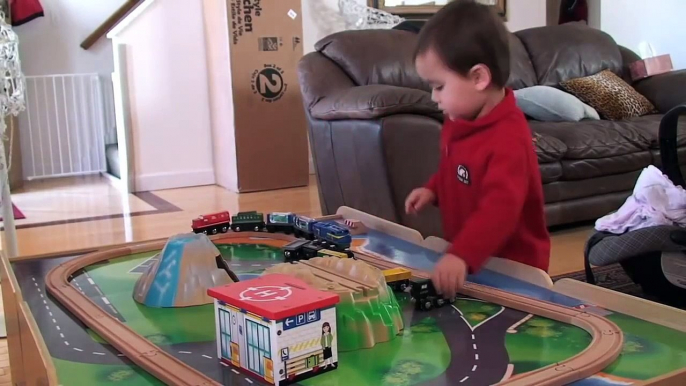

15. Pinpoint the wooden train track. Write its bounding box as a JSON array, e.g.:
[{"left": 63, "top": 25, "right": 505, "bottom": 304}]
[
  {"left": 45, "top": 232, "right": 295, "bottom": 386},
  {"left": 353, "top": 253, "right": 624, "bottom": 386}
]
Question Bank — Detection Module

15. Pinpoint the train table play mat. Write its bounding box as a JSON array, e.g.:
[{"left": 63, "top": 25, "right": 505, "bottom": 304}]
[{"left": 3, "top": 207, "right": 686, "bottom": 386}]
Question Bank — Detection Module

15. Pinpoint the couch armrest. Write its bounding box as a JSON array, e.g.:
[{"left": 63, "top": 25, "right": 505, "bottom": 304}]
[
  {"left": 634, "top": 69, "right": 686, "bottom": 113},
  {"left": 310, "top": 85, "right": 440, "bottom": 121}
]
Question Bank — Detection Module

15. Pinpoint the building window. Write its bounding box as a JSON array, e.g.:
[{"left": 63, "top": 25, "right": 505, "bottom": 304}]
[
  {"left": 245, "top": 319, "right": 271, "bottom": 376},
  {"left": 219, "top": 309, "right": 232, "bottom": 360}
]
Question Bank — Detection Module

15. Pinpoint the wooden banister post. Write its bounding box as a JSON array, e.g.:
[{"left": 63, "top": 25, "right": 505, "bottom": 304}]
[{"left": 80, "top": 0, "right": 144, "bottom": 50}]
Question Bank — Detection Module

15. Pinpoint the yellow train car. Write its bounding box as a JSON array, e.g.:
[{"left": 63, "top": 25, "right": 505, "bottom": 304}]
[
  {"left": 383, "top": 267, "right": 412, "bottom": 292},
  {"left": 317, "top": 249, "right": 350, "bottom": 259}
]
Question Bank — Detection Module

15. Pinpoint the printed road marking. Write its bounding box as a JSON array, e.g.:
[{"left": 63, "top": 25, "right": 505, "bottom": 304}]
[
  {"left": 88, "top": 278, "right": 95, "bottom": 285},
  {"left": 37, "top": 288, "right": 41, "bottom": 293},
  {"left": 452, "top": 304, "right": 504, "bottom": 331},
  {"left": 102, "top": 297, "right": 110, "bottom": 305},
  {"left": 473, "top": 343, "right": 477, "bottom": 350},
  {"left": 48, "top": 312, "right": 52, "bottom": 317},
  {"left": 507, "top": 314, "right": 534, "bottom": 333},
  {"left": 202, "top": 355, "right": 213, "bottom": 359},
  {"left": 246, "top": 379, "right": 254, "bottom": 384},
  {"left": 32, "top": 277, "right": 36, "bottom": 281},
  {"left": 40, "top": 294, "right": 44, "bottom": 298},
  {"left": 472, "top": 365, "right": 477, "bottom": 372},
  {"left": 460, "top": 376, "right": 469, "bottom": 383},
  {"left": 64, "top": 341, "right": 70, "bottom": 346},
  {"left": 43, "top": 300, "right": 47, "bottom": 305},
  {"left": 179, "top": 351, "right": 192, "bottom": 354},
  {"left": 93, "top": 352, "right": 105, "bottom": 356},
  {"left": 60, "top": 333, "right": 64, "bottom": 338},
  {"left": 56, "top": 326, "right": 61, "bottom": 331},
  {"left": 52, "top": 319, "right": 57, "bottom": 324},
  {"left": 45, "top": 305, "right": 49, "bottom": 310},
  {"left": 471, "top": 334, "right": 475, "bottom": 340},
  {"left": 475, "top": 354, "right": 479, "bottom": 360},
  {"left": 73, "top": 348, "right": 83, "bottom": 352},
  {"left": 34, "top": 282, "right": 38, "bottom": 287},
  {"left": 117, "top": 354, "right": 125, "bottom": 357}
]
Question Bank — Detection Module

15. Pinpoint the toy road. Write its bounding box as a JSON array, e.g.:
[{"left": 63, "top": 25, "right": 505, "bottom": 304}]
[{"left": 353, "top": 253, "right": 624, "bottom": 386}]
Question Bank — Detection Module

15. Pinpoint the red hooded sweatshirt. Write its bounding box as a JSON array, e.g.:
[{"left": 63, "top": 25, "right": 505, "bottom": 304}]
[{"left": 425, "top": 89, "right": 550, "bottom": 273}]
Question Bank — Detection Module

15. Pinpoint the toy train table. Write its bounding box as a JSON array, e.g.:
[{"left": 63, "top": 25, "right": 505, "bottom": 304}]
[{"left": 3, "top": 207, "right": 686, "bottom": 386}]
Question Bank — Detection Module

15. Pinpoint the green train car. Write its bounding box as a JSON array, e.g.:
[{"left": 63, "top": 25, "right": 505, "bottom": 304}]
[{"left": 230, "top": 211, "right": 265, "bottom": 232}]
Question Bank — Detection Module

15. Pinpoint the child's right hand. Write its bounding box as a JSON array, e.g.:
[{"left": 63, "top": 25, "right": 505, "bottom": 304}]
[{"left": 405, "top": 188, "right": 436, "bottom": 215}]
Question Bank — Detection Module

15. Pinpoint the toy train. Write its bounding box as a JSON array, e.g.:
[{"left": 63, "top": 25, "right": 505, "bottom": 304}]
[
  {"left": 192, "top": 210, "right": 353, "bottom": 252},
  {"left": 193, "top": 210, "right": 446, "bottom": 311},
  {"left": 380, "top": 266, "right": 456, "bottom": 311},
  {"left": 282, "top": 239, "right": 354, "bottom": 261}
]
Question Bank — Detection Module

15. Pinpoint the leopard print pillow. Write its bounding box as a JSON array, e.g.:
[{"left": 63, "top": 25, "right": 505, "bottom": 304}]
[{"left": 559, "top": 70, "right": 657, "bottom": 120}]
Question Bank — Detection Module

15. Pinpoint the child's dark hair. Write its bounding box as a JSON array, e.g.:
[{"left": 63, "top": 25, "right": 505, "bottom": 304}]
[
  {"left": 322, "top": 322, "right": 330, "bottom": 334},
  {"left": 414, "top": 0, "right": 511, "bottom": 88}
]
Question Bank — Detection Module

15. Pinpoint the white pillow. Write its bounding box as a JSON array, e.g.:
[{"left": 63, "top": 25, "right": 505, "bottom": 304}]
[{"left": 514, "top": 85, "right": 600, "bottom": 122}]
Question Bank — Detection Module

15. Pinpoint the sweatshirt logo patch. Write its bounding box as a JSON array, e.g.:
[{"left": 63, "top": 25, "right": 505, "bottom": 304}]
[{"left": 457, "top": 165, "right": 470, "bottom": 185}]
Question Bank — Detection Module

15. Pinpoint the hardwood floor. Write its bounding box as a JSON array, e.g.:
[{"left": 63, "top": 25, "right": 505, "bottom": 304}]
[
  {"left": 2, "top": 175, "right": 590, "bottom": 274},
  {"left": 4, "top": 175, "right": 321, "bottom": 257}
]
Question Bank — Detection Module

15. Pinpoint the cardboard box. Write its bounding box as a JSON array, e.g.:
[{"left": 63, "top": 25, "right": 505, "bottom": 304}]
[
  {"left": 204, "top": 0, "right": 308, "bottom": 192},
  {"left": 629, "top": 54, "right": 673, "bottom": 81}
]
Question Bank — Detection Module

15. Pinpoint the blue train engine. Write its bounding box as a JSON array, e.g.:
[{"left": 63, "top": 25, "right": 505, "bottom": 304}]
[
  {"left": 312, "top": 222, "right": 353, "bottom": 257},
  {"left": 265, "top": 212, "right": 295, "bottom": 234}
]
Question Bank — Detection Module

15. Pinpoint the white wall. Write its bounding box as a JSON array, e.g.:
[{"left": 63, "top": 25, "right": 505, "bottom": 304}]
[
  {"left": 15, "top": 0, "right": 126, "bottom": 76},
  {"left": 597, "top": 0, "right": 686, "bottom": 69},
  {"left": 505, "top": 0, "right": 548, "bottom": 31},
  {"left": 202, "top": 0, "right": 238, "bottom": 191},
  {"left": 111, "top": 0, "right": 215, "bottom": 192},
  {"left": 301, "top": 0, "right": 548, "bottom": 55}
]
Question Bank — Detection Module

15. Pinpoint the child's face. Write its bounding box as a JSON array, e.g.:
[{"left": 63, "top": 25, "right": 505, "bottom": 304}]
[
  {"left": 416, "top": 48, "right": 491, "bottom": 121},
  {"left": 324, "top": 325, "right": 330, "bottom": 333}
]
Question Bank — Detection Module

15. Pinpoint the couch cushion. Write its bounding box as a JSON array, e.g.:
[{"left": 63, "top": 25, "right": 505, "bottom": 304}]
[
  {"left": 529, "top": 120, "right": 651, "bottom": 159},
  {"left": 627, "top": 114, "right": 686, "bottom": 148},
  {"left": 561, "top": 151, "right": 652, "bottom": 180},
  {"left": 515, "top": 22, "right": 622, "bottom": 86},
  {"left": 539, "top": 162, "right": 562, "bottom": 184},
  {"left": 533, "top": 131, "right": 567, "bottom": 162},
  {"left": 507, "top": 34, "right": 537, "bottom": 90},
  {"left": 543, "top": 170, "right": 640, "bottom": 203},
  {"left": 315, "top": 30, "right": 428, "bottom": 91}
]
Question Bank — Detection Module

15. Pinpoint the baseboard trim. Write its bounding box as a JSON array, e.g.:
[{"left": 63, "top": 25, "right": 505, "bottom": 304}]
[{"left": 135, "top": 169, "right": 216, "bottom": 192}]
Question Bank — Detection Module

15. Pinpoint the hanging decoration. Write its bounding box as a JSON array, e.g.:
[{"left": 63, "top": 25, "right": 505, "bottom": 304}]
[
  {"left": 338, "top": 0, "right": 405, "bottom": 30},
  {"left": 0, "top": 9, "right": 25, "bottom": 257}
]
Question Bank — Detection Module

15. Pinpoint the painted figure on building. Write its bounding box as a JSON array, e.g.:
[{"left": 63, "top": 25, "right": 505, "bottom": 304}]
[{"left": 321, "top": 322, "right": 335, "bottom": 368}]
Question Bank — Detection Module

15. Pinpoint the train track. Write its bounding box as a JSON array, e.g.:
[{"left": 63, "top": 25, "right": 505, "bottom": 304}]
[
  {"left": 45, "top": 232, "right": 294, "bottom": 386},
  {"left": 353, "top": 253, "right": 624, "bottom": 386}
]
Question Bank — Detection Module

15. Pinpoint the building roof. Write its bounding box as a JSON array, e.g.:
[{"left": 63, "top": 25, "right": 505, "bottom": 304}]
[{"left": 207, "top": 274, "right": 340, "bottom": 320}]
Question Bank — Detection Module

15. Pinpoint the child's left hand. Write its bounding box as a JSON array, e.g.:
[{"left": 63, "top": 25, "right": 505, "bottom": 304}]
[{"left": 431, "top": 253, "right": 468, "bottom": 297}]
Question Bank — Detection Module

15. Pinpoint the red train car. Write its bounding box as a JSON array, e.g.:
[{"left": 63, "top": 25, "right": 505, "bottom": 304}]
[{"left": 192, "top": 211, "right": 231, "bottom": 235}]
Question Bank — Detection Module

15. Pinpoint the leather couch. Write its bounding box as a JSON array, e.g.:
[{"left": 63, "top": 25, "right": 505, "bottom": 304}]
[{"left": 297, "top": 22, "right": 686, "bottom": 238}]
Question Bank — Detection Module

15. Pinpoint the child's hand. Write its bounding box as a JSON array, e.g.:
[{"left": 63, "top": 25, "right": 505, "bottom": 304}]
[
  {"left": 405, "top": 188, "right": 436, "bottom": 214},
  {"left": 431, "top": 254, "right": 468, "bottom": 297}
]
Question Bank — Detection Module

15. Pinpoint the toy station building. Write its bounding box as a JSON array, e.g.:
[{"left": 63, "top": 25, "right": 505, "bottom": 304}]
[{"left": 207, "top": 274, "right": 340, "bottom": 385}]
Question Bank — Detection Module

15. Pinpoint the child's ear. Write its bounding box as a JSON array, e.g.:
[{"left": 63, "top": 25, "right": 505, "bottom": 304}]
[{"left": 469, "top": 64, "right": 492, "bottom": 91}]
